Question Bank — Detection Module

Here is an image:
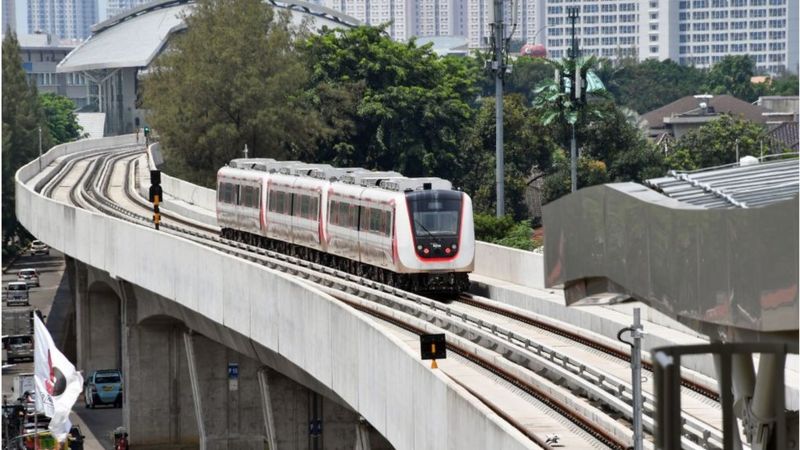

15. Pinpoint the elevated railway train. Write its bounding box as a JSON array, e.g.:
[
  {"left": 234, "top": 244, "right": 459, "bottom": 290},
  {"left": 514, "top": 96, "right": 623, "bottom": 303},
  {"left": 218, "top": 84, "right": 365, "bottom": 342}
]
[{"left": 216, "top": 159, "right": 475, "bottom": 294}]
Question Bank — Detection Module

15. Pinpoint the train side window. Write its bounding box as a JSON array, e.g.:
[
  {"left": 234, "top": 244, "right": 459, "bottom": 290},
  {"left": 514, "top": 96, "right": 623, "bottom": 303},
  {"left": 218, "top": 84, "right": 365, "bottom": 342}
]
[
  {"left": 310, "top": 197, "right": 318, "bottom": 221},
  {"left": 276, "top": 191, "right": 285, "bottom": 214},
  {"left": 360, "top": 207, "right": 369, "bottom": 231},
  {"left": 339, "top": 202, "right": 348, "bottom": 227},
  {"left": 235, "top": 185, "right": 241, "bottom": 205},
  {"left": 268, "top": 190, "right": 276, "bottom": 212},
  {"left": 300, "top": 195, "right": 311, "bottom": 219},
  {"left": 329, "top": 200, "right": 337, "bottom": 225},
  {"left": 218, "top": 183, "right": 223, "bottom": 202},
  {"left": 255, "top": 188, "right": 261, "bottom": 208},
  {"left": 243, "top": 187, "right": 251, "bottom": 207},
  {"left": 370, "top": 208, "right": 381, "bottom": 233}
]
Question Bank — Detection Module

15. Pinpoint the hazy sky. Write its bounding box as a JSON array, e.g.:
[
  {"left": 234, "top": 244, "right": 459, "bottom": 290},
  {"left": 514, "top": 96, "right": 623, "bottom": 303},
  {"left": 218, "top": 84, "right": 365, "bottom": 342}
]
[{"left": 14, "top": 0, "right": 108, "bottom": 35}]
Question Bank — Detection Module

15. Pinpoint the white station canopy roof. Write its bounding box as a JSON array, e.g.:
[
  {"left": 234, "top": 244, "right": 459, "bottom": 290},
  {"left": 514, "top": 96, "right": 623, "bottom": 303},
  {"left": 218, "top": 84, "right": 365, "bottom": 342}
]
[{"left": 58, "top": 0, "right": 359, "bottom": 73}]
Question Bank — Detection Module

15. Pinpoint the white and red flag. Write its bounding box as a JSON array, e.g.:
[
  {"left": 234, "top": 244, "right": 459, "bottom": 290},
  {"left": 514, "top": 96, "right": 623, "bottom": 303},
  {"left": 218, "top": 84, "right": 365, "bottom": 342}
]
[{"left": 33, "top": 313, "right": 83, "bottom": 441}]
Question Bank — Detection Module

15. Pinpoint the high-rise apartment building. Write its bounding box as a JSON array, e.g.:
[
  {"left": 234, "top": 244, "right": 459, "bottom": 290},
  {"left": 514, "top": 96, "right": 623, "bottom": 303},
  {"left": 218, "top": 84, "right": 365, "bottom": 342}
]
[
  {"left": 467, "top": 0, "right": 539, "bottom": 49},
  {"left": 537, "top": 0, "right": 796, "bottom": 74},
  {"left": 326, "top": 0, "right": 797, "bottom": 74},
  {"left": 106, "top": 0, "right": 151, "bottom": 20},
  {"left": 2, "top": 0, "right": 16, "bottom": 33},
  {"left": 28, "top": 0, "right": 98, "bottom": 40}
]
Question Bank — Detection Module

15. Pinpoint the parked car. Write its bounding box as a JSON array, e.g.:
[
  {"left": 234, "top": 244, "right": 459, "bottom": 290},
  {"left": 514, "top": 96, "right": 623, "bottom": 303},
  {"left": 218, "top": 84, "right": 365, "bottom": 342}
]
[
  {"left": 84, "top": 370, "right": 123, "bottom": 408},
  {"left": 29, "top": 240, "right": 49, "bottom": 256},
  {"left": 5, "top": 282, "right": 29, "bottom": 306},
  {"left": 16, "top": 269, "right": 39, "bottom": 288}
]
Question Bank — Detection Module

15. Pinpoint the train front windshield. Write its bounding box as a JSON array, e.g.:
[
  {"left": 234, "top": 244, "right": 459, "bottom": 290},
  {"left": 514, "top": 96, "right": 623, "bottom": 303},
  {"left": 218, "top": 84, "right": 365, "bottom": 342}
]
[{"left": 406, "top": 190, "right": 462, "bottom": 237}]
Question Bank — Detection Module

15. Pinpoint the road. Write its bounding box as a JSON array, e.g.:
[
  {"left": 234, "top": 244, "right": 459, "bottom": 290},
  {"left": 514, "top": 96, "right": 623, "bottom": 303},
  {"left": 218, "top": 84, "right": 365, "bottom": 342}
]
[{"left": 2, "top": 248, "right": 120, "bottom": 449}]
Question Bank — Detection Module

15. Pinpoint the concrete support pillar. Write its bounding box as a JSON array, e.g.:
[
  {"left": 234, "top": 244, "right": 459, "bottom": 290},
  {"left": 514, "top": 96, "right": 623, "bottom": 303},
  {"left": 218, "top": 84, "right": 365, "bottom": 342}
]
[
  {"left": 73, "top": 261, "right": 90, "bottom": 373},
  {"left": 355, "top": 417, "right": 372, "bottom": 450},
  {"left": 183, "top": 332, "right": 207, "bottom": 450},
  {"left": 713, "top": 351, "right": 744, "bottom": 450},
  {"left": 77, "top": 277, "right": 121, "bottom": 377}
]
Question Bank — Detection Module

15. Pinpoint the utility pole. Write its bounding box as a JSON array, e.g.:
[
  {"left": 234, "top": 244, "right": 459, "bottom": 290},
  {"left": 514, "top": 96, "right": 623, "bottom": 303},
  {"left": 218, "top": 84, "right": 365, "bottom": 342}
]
[
  {"left": 38, "top": 126, "right": 42, "bottom": 172},
  {"left": 243, "top": 144, "right": 249, "bottom": 159},
  {"left": 567, "top": 6, "right": 579, "bottom": 192},
  {"left": 491, "top": 0, "right": 506, "bottom": 217}
]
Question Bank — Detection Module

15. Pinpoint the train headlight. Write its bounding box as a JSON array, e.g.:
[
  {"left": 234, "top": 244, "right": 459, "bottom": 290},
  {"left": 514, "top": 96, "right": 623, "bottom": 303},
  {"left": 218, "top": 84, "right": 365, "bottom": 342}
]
[
  {"left": 417, "top": 245, "right": 422, "bottom": 250},
  {"left": 444, "top": 248, "right": 452, "bottom": 255},
  {"left": 452, "top": 244, "right": 457, "bottom": 250},
  {"left": 423, "top": 248, "right": 430, "bottom": 255}
]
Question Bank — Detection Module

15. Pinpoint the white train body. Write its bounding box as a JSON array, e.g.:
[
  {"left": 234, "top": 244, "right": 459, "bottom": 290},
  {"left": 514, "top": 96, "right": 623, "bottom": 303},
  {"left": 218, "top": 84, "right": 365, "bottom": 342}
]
[{"left": 216, "top": 159, "right": 474, "bottom": 293}]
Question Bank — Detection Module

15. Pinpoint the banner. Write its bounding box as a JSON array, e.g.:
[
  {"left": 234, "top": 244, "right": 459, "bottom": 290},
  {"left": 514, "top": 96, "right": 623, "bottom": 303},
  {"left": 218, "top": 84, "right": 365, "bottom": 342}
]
[{"left": 33, "top": 314, "right": 83, "bottom": 441}]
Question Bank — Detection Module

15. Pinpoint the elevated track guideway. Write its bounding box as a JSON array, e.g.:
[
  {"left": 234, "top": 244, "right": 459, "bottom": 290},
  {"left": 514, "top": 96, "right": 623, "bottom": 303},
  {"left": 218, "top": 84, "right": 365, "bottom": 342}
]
[{"left": 18, "top": 136, "right": 734, "bottom": 449}]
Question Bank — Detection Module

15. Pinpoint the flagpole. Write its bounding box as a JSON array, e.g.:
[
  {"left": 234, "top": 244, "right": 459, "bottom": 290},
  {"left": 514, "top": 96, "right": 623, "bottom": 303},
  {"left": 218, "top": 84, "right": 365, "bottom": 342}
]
[{"left": 34, "top": 381, "right": 39, "bottom": 450}]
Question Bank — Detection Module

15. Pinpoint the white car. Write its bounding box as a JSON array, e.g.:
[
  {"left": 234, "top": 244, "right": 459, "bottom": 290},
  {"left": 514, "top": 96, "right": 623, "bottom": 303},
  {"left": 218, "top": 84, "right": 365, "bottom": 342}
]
[
  {"left": 17, "top": 268, "right": 40, "bottom": 288},
  {"left": 30, "top": 240, "right": 49, "bottom": 256}
]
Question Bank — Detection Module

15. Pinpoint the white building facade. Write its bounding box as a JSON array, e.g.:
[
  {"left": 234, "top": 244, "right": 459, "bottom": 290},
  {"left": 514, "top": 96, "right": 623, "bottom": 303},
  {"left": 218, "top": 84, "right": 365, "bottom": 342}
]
[
  {"left": 530, "top": 0, "right": 797, "bottom": 74},
  {"left": 326, "top": 0, "right": 797, "bottom": 74}
]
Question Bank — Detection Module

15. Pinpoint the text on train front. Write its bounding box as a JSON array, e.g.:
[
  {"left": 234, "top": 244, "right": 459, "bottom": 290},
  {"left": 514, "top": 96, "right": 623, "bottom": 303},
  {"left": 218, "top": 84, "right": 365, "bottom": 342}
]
[{"left": 406, "top": 190, "right": 463, "bottom": 259}]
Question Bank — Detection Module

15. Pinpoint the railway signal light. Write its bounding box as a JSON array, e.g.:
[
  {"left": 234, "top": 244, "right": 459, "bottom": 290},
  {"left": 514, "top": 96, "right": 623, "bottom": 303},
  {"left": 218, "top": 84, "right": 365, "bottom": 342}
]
[{"left": 420, "top": 333, "right": 446, "bottom": 369}]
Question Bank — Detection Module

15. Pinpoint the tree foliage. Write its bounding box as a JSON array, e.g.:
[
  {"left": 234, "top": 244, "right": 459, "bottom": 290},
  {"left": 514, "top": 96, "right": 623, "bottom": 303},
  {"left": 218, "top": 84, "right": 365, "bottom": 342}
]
[
  {"left": 704, "top": 55, "right": 758, "bottom": 102},
  {"left": 40, "top": 93, "right": 83, "bottom": 145},
  {"left": 143, "top": 0, "right": 323, "bottom": 186},
  {"left": 457, "top": 94, "right": 558, "bottom": 218},
  {"left": 666, "top": 115, "right": 768, "bottom": 171},
  {"left": 2, "top": 32, "right": 51, "bottom": 241},
  {"left": 300, "top": 26, "right": 479, "bottom": 180},
  {"left": 473, "top": 213, "right": 538, "bottom": 251},
  {"left": 599, "top": 58, "right": 706, "bottom": 113}
]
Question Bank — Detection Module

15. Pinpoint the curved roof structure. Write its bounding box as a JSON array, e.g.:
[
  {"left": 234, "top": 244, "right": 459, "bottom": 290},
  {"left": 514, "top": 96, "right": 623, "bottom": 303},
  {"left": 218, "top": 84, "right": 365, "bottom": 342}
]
[
  {"left": 543, "top": 162, "right": 798, "bottom": 341},
  {"left": 57, "top": 0, "right": 360, "bottom": 73}
]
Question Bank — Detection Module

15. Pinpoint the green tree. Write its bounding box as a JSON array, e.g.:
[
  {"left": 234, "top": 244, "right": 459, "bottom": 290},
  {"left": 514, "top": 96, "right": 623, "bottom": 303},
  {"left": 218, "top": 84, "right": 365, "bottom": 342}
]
[
  {"left": 301, "top": 26, "right": 479, "bottom": 180},
  {"left": 600, "top": 58, "right": 706, "bottom": 113},
  {"left": 767, "top": 74, "right": 799, "bottom": 96},
  {"left": 473, "top": 213, "right": 538, "bottom": 251},
  {"left": 542, "top": 151, "right": 609, "bottom": 203},
  {"left": 143, "top": 0, "right": 323, "bottom": 186},
  {"left": 666, "top": 115, "right": 768, "bottom": 171},
  {"left": 458, "top": 94, "right": 558, "bottom": 219},
  {"left": 2, "top": 32, "right": 51, "bottom": 242},
  {"left": 40, "top": 93, "right": 83, "bottom": 145},
  {"left": 705, "top": 55, "right": 758, "bottom": 102}
]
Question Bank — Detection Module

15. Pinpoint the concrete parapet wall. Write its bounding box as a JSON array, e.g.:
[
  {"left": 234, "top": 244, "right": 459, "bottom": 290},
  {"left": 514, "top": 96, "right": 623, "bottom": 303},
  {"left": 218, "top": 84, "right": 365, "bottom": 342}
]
[
  {"left": 17, "top": 137, "right": 536, "bottom": 450},
  {"left": 474, "top": 242, "right": 545, "bottom": 289}
]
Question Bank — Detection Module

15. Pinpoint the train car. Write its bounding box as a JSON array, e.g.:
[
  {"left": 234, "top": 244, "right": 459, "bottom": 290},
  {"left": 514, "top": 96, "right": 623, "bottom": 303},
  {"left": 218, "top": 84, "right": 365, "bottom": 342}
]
[{"left": 216, "top": 159, "right": 474, "bottom": 294}]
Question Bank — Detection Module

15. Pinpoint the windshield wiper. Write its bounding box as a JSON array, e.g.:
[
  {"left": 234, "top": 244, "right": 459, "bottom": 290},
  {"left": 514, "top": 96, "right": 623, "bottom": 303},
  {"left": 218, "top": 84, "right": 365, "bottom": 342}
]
[{"left": 413, "top": 219, "right": 445, "bottom": 248}]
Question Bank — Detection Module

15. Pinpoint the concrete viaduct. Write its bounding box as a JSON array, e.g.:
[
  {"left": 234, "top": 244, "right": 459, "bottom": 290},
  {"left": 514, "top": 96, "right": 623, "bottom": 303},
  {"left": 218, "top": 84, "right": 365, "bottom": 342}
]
[{"left": 16, "top": 135, "right": 535, "bottom": 449}]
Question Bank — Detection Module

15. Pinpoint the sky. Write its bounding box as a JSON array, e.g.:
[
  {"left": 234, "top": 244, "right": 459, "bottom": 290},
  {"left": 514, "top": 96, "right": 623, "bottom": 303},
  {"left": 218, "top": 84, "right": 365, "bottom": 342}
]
[{"left": 14, "top": 0, "right": 107, "bottom": 35}]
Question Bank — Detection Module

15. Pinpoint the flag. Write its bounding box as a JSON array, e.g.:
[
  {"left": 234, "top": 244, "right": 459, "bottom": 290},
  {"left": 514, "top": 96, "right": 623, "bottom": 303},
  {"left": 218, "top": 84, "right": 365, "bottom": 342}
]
[{"left": 33, "top": 314, "right": 83, "bottom": 441}]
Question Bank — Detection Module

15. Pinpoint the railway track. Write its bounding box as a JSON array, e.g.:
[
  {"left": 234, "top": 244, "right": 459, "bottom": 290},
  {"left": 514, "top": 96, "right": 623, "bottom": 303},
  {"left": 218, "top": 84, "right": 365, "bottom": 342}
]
[{"left": 38, "top": 145, "right": 731, "bottom": 449}]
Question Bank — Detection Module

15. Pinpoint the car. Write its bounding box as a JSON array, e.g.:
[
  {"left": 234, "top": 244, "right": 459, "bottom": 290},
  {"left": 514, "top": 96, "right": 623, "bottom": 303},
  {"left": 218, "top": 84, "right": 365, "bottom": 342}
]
[
  {"left": 29, "top": 240, "right": 49, "bottom": 256},
  {"left": 5, "top": 282, "right": 30, "bottom": 306},
  {"left": 17, "top": 269, "right": 39, "bottom": 288},
  {"left": 84, "top": 369, "right": 123, "bottom": 408}
]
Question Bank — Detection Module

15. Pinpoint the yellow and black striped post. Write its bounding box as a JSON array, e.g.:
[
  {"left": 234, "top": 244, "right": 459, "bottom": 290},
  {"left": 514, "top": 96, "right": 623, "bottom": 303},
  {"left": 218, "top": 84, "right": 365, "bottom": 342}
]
[{"left": 153, "top": 194, "right": 161, "bottom": 230}]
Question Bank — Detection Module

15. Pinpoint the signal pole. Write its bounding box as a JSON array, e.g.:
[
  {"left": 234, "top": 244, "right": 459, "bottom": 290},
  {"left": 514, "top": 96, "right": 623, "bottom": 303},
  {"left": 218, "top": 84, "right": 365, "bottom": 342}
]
[
  {"left": 567, "top": 6, "right": 580, "bottom": 192},
  {"left": 491, "top": 0, "right": 506, "bottom": 217}
]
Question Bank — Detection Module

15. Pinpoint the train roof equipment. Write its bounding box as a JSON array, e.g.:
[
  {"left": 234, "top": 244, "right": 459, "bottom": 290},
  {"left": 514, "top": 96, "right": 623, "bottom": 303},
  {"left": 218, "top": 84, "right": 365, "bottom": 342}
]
[
  {"left": 340, "top": 171, "right": 402, "bottom": 186},
  {"left": 380, "top": 177, "right": 452, "bottom": 192}
]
